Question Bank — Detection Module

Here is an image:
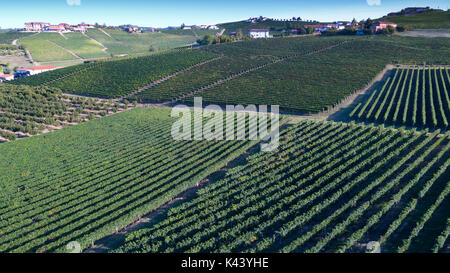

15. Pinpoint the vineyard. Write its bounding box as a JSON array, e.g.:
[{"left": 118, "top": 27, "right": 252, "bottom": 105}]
[
  {"left": 130, "top": 36, "right": 449, "bottom": 112},
  {"left": 0, "top": 84, "right": 135, "bottom": 142},
  {"left": 131, "top": 36, "right": 349, "bottom": 103},
  {"left": 18, "top": 49, "right": 217, "bottom": 98},
  {"left": 183, "top": 38, "right": 446, "bottom": 112},
  {"left": 116, "top": 121, "right": 450, "bottom": 253},
  {"left": 0, "top": 107, "right": 261, "bottom": 252},
  {"left": 350, "top": 66, "right": 450, "bottom": 129}
]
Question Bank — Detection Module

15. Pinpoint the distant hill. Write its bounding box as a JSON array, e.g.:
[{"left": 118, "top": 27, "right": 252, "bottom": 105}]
[
  {"left": 378, "top": 9, "right": 450, "bottom": 29},
  {"left": 217, "top": 19, "right": 314, "bottom": 35},
  {"left": 16, "top": 29, "right": 197, "bottom": 65}
]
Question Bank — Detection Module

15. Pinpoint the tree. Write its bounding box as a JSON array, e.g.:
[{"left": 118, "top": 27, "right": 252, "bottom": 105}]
[
  {"left": 197, "top": 34, "right": 216, "bottom": 45},
  {"left": 181, "top": 23, "right": 185, "bottom": 30},
  {"left": 382, "top": 25, "right": 396, "bottom": 35},
  {"left": 306, "top": 26, "right": 315, "bottom": 34},
  {"left": 364, "top": 18, "right": 374, "bottom": 29},
  {"left": 351, "top": 18, "right": 357, "bottom": 25}
]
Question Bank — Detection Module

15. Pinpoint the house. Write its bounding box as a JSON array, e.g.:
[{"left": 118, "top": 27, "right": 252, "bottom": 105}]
[
  {"left": 16, "top": 66, "right": 56, "bottom": 76},
  {"left": 181, "top": 26, "right": 192, "bottom": 30},
  {"left": 248, "top": 29, "right": 271, "bottom": 38},
  {"left": 370, "top": 21, "right": 397, "bottom": 32},
  {"left": 0, "top": 74, "right": 14, "bottom": 82},
  {"left": 24, "top": 22, "right": 50, "bottom": 32},
  {"left": 207, "top": 25, "right": 219, "bottom": 30}
]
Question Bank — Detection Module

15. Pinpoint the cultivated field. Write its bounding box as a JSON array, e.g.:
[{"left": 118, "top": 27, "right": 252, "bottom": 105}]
[
  {"left": 1, "top": 29, "right": 449, "bottom": 254},
  {"left": 0, "top": 107, "right": 255, "bottom": 252},
  {"left": 117, "top": 121, "right": 450, "bottom": 253},
  {"left": 0, "top": 84, "right": 134, "bottom": 142},
  {"left": 16, "top": 30, "right": 198, "bottom": 63},
  {"left": 350, "top": 66, "right": 450, "bottom": 129}
]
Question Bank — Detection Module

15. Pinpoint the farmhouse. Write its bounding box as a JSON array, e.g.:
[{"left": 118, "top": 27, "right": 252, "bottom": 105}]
[
  {"left": 16, "top": 66, "right": 56, "bottom": 76},
  {"left": 0, "top": 74, "right": 14, "bottom": 82},
  {"left": 370, "top": 21, "right": 398, "bottom": 32},
  {"left": 25, "top": 22, "right": 50, "bottom": 32},
  {"left": 248, "top": 29, "right": 271, "bottom": 39}
]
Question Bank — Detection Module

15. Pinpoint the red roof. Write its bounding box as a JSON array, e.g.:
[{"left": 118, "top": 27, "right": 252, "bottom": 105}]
[
  {"left": 29, "top": 66, "right": 56, "bottom": 71},
  {"left": 0, "top": 74, "right": 13, "bottom": 78}
]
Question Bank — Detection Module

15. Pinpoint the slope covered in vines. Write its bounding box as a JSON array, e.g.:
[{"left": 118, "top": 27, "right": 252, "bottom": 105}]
[
  {"left": 350, "top": 66, "right": 450, "bottom": 129},
  {"left": 0, "top": 107, "right": 259, "bottom": 252},
  {"left": 183, "top": 37, "right": 449, "bottom": 113},
  {"left": 116, "top": 121, "right": 450, "bottom": 253}
]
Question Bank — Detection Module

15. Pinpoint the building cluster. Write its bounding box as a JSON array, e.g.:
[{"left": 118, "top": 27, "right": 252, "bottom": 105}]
[
  {"left": 24, "top": 22, "right": 95, "bottom": 33},
  {"left": 181, "top": 25, "right": 219, "bottom": 30},
  {"left": 0, "top": 66, "right": 56, "bottom": 82}
]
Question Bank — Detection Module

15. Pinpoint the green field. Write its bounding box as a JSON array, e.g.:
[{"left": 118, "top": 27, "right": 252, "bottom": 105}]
[
  {"left": 0, "top": 107, "right": 254, "bottom": 252},
  {"left": 116, "top": 121, "right": 450, "bottom": 253},
  {"left": 16, "top": 29, "right": 198, "bottom": 63},
  {"left": 18, "top": 34, "right": 77, "bottom": 62},
  {"left": 0, "top": 84, "right": 133, "bottom": 141},
  {"left": 350, "top": 66, "right": 450, "bottom": 129},
  {"left": 46, "top": 50, "right": 215, "bottom": 97},
  {"left": 0, "top": 31, "right": 33, "bottom": 44},
  {"left": 103, "top": 29, "right": 197, "bottom": 52},
  {"left": 178, "top": 36, "right": 449, "bottom": 113},
  {"left": 379, "top": 10, "right": 450, "bottom": 29}
]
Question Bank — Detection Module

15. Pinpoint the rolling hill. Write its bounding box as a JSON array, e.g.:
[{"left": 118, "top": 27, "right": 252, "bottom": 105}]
[{"left": 378, "top": 10, "right": 450, "bottom": 29}]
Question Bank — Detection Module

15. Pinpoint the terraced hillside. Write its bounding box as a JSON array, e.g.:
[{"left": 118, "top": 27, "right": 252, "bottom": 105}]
[
  {"left": 350, "top": 66, "right": 450, "bottom": 129},
  {"left": 117, "top": 121, "right": 450, "bottom": 253},
  {"left": 0, "top": 107, "right": 256, "bottom": 253}
]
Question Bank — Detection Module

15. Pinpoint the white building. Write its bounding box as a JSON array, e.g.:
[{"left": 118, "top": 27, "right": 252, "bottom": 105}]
[
  {"left": 16, "top": 66, "right": 56, "bottom": 76},
  {"left": 248, "top": 29, "right": 271, "bottom": 38},
  {"left": 0, "top": 74, "right": 14, "bottom": 82},
  {"left": 24, "top": 22, "right": 50, "bottom": 32},
  {"left": 207, "top": 25, "right": 219, "bottom": 30}
]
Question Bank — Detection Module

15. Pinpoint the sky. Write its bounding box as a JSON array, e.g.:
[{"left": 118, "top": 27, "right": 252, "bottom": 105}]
[{"left": 0, "top": 0, "right": 448, "bottom": 29}]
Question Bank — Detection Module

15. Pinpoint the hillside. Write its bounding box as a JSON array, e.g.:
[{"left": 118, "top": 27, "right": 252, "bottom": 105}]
[
  {"left": 217, "top": 19, "right": 313, "bottom": 35},
  {"left": 379, "top": 10, "right": 450, "bottom": 29},
  {"left": 0, "top": 31, "right": 33, "bottom": 45},
  {"left": 16, "top": 29, "right": 198, "bottom": 65}
]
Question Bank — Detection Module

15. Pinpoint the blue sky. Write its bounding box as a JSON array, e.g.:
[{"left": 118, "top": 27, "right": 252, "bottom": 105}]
[{"left": 0, "top": 0, "right": 448, "bottom": 29}]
